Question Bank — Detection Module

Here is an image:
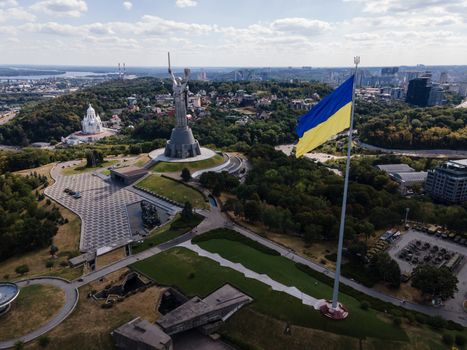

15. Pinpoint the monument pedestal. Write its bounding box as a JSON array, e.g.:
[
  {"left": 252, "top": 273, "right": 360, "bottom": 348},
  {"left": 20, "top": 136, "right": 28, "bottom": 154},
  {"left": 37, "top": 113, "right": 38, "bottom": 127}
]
[
  {"left": 164, "top": 126, "right": 201, "bottom": 159},
  {"left": 318, "top": 300, "right": 349, "bottom": 320}
]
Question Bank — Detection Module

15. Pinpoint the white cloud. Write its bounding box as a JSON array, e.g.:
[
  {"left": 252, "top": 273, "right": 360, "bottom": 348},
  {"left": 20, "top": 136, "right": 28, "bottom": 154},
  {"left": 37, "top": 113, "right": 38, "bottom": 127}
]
[
  {"left": 271, "top": 17, "right": 332, "bottom": 35},
  {"left": 31, "top": 0, "right": 88, "bottom": 17},
  {"left": 0, "top": 0, "right": 18, "bottom": 8},
  {"left": 123, "top": 1, "right": 132, "bottom": 10},
  {"left": 345, "top": 32, "right": 380, "bottom": 41},
  {"left": 176, "top": 0, "right": 197, "bottom": 8},
  {"left": 344, "top": 0, "right": 467, "bottom": 14},
  {"left": 23, "top": 21, "right": 84, "bottom": 35},
  {"left": 0, "top": 7, "right": 36, "bottom": 22}
]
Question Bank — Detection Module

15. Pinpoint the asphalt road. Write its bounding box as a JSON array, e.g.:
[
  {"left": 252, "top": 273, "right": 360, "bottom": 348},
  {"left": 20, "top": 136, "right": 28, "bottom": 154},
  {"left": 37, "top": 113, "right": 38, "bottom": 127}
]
[{"left": 357, "top": 140, "right": 467, "bottom": 158}]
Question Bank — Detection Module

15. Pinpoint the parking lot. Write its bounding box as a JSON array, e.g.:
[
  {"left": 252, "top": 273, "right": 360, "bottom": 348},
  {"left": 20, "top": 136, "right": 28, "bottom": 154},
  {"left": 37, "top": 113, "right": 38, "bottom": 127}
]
[
  {"left": 388, "top": 230, "right": 466, "bottom": 275},
  {"left": 388, "top": 229, "right": 467, "bottom": 313}
]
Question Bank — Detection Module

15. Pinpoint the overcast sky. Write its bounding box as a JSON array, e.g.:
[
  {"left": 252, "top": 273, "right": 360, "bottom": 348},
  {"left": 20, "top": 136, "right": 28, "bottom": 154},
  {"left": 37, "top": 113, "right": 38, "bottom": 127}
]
[{"left": 0, "top": 0, "right": 466, "bottom": 67}]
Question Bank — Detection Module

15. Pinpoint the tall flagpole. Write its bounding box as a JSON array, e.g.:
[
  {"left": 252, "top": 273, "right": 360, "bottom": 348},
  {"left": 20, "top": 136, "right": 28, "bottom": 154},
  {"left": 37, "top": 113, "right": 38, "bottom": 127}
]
[{"left": 331, "top": 56, "right": 360, "bottom": 310}]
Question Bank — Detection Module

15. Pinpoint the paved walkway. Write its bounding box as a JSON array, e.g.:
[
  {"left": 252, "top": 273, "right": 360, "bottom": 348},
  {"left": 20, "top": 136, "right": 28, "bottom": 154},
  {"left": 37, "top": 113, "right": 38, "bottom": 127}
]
[
  {"left": 0, "top": 277, "right": 78, "bottom": 350},
  {"left": 46, "top": 161, "right": 144, "bottom": 252},
  {"left": 179, "top": 241, "right": 322, "bottom": 309}
]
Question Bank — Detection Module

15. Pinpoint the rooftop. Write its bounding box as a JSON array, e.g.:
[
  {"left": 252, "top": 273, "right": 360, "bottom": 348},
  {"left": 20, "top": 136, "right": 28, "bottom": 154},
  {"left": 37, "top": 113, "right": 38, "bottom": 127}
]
[
  {"left": 376, "top": 164, "right": 415, "bottom": 174},
  {"left": 392, "top": 171, "right": 427, "bottom": 183},
  {"left": 113, "top": 317, "right": 171, "bottom": 350},
  {"left": 157, "top": 284, "right": 252, "bottom": 330},
  {"left": 110, "top": 166, "right": 148, "bottom": 177}
]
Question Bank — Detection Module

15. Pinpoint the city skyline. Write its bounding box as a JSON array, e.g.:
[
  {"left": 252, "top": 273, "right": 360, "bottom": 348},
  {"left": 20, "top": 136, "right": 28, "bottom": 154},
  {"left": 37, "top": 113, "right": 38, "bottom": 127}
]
[{"left": 0, "top": 0, "right": 466, "bottom": 67}]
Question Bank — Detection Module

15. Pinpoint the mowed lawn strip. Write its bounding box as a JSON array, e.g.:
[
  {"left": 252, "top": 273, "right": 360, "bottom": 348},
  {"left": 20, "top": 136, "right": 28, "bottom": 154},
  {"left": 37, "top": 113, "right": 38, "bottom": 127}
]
[
  {"left": 137, "top": 174, "right": 208, "bottom": 209},
  {"left": 132, "top": 214, "right": 204, "bottom": 253},
  {"left": 151, "top": 154, "right": 225, "bottom": 173},
  {"left": 131, "top": 247, "right": 407, "bottom": 341},
  {"left": 61, "top": 160, "right": 118, "bottom": 176}
]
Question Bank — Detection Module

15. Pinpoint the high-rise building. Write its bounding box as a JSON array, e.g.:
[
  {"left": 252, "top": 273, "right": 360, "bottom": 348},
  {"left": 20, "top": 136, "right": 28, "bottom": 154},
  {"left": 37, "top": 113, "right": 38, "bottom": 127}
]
[
  {"left": 439, "top": 72, "right": 448, "bottom": 84},
  {"left": 428, "top": 83, "right": 444, "bottom": 106},
  {"left": 406, "top": 77, "right": 431, "bottom": 106},
  {"left": 381, "top": 67, "right": 399, "bottom": 76},
  {"left": 425, "top": 159, "right": 467, "bottom": 203}
]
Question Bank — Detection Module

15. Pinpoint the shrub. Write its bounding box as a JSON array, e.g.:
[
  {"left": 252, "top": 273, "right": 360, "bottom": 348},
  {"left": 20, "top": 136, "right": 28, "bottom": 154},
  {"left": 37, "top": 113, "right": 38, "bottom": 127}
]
[
  {"left": 455, "top": 335, "right": 466, "bottom": 346},
  {"left": 415, "top": 314, "right": 427, "bottom": 324},
  {"left": 427, "top": 315, "right": 447, "bottom": 330},
  {"left": 442, "top": 334, "right": 453, "bottom": 345},
  {"left": 45, "top": 260, "right": 54, "bottom": 268},
  {"left": 59, "top": 261, "right": 68, "bottom": 267},
  {"left": 393, "top": 318, "right": 402, "bottom": 327},
  {"left": 360, "top": 301, "right": 370, "bottom": 310},
  {"left": 3, "top": 274, "right": 9, "bottom": 280},
  {"left": 324, "top": 253, "right": 337, "bottom": 262},
  {"left": 15, "top": 264, "right": 29, "bottom": 276},
  {"left": 406, "top": 313, "right": 415, "bottom": 324},
  {"left": 188, "top": 272, "right": 195, "bottom": 279},
  {"left": 38, "top": 336, "right": 50, "bottom": 348},
  {"left": 14, "top": 341, "right": 24, "bottom": 350}
]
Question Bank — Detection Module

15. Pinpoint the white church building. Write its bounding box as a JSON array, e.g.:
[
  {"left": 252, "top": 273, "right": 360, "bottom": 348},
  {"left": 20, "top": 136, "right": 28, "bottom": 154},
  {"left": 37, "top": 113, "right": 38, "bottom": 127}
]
[
  {"left": 82, "top": 104, "right": 103, "bottom": 134},
  {"left": 61, "top": 103, "right": 117, "bottom": 146}
]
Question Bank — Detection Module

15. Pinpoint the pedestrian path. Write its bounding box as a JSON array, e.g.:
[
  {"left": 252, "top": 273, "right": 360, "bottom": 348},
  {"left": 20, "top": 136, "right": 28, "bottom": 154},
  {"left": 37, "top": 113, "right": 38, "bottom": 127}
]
[{"left": 178, "top": 241, "right": 323, "bottom": 309}]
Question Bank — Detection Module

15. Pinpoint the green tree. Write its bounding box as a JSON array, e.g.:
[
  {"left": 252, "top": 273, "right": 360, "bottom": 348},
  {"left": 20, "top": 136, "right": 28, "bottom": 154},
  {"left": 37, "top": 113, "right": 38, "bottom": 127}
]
[
  {"left": 85, "top": 150, "right": 104, "bottom": 167},
  {"left": 15, "top": 264, "right": 29, "bottom": 276},
  {"left": 181, "top": 201, "right": 193, "bottom": 221},
  {"left": 49, "top": 244, "right": 59, "bottom": 257},
  {"left": 368, "top": 253, "right": 401, "bottom": 288},
  {"left": 38, "top": 336, "right": 50, "bottom": 348},
  {"left": 412, "top": 265, "right": 458, "bottom": 300},
  {"left": 181, "top": 168, "right": 191, "bottom": 182},
  {"left": 244, "top": 200, "right": 262, "bottom": 222}
]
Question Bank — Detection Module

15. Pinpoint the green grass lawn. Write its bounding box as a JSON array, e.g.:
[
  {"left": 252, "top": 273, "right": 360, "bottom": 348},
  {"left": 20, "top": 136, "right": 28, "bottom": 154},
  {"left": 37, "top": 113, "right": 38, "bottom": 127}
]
[
  {"left": 61, "top": 160, "right": 118, "bottom": 176},
  {"left": 131, "top": 247, "right": 407, "bottom": 341},
  {"left": 150, "top": 154, "right": 225, "bottom": 173},
  {"left": 136, "top": 174, "right": 208, "bottom": 209},
  {"left": 132, "top": 214, "right": 204, "bottom": 253}
]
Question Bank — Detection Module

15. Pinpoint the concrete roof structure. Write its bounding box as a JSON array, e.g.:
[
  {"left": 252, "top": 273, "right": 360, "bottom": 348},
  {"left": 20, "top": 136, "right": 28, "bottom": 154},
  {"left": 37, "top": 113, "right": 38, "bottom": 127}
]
[
  {"left": 157, "top": 284, "right": 252, "bottom": 335},
  {"left": 376, "top": 164, "right": 415, "bottom": 174},
  {"left": 112, "top": 317, "right": 172, "bottom": 350}
]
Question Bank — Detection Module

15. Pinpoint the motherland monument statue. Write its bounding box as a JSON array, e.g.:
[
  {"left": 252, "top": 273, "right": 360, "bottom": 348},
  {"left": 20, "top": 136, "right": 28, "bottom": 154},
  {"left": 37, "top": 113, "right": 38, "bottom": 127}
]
[{"left": 164, "top": 52, "right": 201, "bottom": 159}]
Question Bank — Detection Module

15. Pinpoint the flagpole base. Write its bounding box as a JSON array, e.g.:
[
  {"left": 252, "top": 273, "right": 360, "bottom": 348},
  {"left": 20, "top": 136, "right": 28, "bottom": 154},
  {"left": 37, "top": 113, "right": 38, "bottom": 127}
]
[{"left": 318, "top": 300, "right": 349, "bottom": 320}]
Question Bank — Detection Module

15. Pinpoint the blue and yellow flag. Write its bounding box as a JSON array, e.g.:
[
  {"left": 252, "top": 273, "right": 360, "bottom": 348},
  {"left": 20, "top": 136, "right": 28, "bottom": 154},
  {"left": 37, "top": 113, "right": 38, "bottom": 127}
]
[{"left": 296, "top": 75, "right": 354, "bottom": 158}]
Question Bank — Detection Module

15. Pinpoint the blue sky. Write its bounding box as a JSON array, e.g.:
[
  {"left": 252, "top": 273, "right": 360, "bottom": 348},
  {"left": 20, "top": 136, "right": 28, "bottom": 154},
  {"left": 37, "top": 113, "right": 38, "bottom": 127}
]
[{"left": 0, "top": 0, "right": 466, "bottom": 67}]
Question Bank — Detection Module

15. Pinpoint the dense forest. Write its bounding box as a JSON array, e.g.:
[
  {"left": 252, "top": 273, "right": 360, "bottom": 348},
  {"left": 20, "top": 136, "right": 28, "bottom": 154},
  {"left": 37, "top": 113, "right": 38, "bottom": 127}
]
[
  {"left": 207, "top": 145, "right": 467, "bottom": 241},
  {"left": 358, "top": 106, "right": 467, "bottom": 149},
  {"left": 0, "top": 173, "right": 62, "bottom": 261},
  {"left": 0, "top": 78, "right": 329, "bottom": 146}
]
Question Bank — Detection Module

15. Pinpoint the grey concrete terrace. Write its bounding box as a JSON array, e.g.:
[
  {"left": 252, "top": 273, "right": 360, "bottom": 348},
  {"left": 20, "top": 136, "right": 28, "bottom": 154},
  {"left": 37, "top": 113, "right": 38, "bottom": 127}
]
[{"left": 45, "top": 161, "right": 178, "bottom": 253}]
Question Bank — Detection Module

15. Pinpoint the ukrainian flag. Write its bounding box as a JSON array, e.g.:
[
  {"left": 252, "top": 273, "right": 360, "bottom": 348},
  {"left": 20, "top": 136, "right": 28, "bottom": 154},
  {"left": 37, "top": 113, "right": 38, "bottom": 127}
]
[{"left": 296, "top": 75, "right": 354, "bottom": 158}]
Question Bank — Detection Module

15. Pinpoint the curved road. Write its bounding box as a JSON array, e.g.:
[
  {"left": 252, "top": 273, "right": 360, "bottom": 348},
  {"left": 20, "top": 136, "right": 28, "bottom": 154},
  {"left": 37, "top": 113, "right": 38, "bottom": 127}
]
[
  {"left": 357, "top": 140, "right": 467, "bottom": 158},
  {"left": 0, "top": 277, "right": 78, "bottom": 350}
]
